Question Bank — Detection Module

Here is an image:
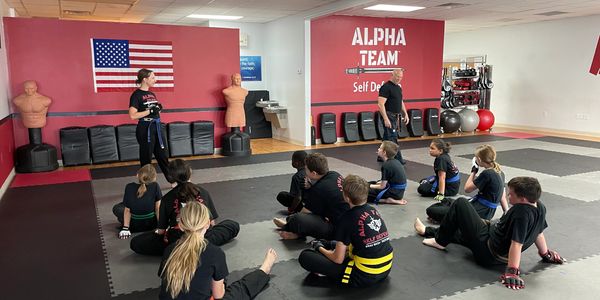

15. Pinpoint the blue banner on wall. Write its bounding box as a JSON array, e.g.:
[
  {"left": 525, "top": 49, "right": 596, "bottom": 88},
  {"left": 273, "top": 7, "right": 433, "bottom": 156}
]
[{"left": 240, "top": 56, "right": 262, "bottom": 81}]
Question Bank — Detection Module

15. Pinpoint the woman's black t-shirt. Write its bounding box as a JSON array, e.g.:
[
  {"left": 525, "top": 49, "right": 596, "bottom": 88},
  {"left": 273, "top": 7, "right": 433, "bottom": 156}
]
[{"left": 130, "top": 89, "right": 161, "bottom": 119}]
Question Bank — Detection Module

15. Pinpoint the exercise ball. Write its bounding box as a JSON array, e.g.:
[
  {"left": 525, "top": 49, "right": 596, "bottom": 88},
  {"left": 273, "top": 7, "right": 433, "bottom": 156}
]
[
  {"left": 477, "top": 109, "right": 495, "bottom": 131},
  {"left": 458, "top": 108, "right": 480, "bottom": 132},
  {"left": 440, "top": 110, "right": 461, "bottom": 133}
]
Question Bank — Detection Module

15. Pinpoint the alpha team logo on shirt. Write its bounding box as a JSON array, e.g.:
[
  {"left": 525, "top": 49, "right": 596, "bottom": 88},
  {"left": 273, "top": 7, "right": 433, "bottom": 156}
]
[{"left": 367, "top": 216, "right": 382, "bottom": 232}]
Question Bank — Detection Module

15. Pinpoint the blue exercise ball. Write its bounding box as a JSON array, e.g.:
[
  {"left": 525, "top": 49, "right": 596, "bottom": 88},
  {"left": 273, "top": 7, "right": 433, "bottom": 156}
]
[
  {"left": 458, "top": 108, "right": 480, "bottom": 132},
  {"left": 440, "top": 110, "right": 461, "bottom": 133}
]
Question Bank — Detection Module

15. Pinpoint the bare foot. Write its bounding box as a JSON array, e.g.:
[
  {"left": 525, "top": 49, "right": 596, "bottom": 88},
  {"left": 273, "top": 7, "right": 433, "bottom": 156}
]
[
  {"left": 273, "top": 217, "right": 286, "bottom": 228},
  {"left": 414, "top": 217, "right": 426, "bottom": 236},
  {"left": 423, "top": 238, "right": 446, "bottom": 250},
  {"left": 382, "top": 198, "right": 408, "bottom": 205},
  {"left": 279, "top": 231, "right": 300, "bottom": 240},
  {"left": 259, "top": 248, "right": 278, "bottom": 274}
]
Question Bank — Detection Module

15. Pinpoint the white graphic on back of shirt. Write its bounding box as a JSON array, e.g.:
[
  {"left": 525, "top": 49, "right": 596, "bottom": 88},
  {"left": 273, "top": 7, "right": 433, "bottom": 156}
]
[{"left": 367, "top": 216, "right": 382, "bottom": 232}]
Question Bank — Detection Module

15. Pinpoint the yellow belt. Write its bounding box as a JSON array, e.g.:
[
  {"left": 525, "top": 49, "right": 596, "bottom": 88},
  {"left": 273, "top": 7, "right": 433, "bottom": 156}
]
[{"left": 341, "top": 252, "right": 394, "bottom": 284}]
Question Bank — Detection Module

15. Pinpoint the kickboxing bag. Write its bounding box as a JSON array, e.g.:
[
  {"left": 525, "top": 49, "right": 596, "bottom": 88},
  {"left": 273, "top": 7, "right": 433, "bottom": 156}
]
[
  {"left": 342, "top": 112, "right": 359, "bottom": 142},
  {"left": 88, "top": 125, "right": 119, "bottom": 164},
  {"left": 407, "top": 109, "right": 424, "bottom": 137},
  {"left": 358, "top": 112, "right": 376, "bottom": 141},
  {"left": 116, "top": 124, "right": 139, "bottom": 161},
  {"left": 192, "top": 121, "right": 214, "bottom": 155},
  {"left": 168, "top": 122, "right": 193, "bottom": 157},
  {"left": 440, "top": 110, "right": 461, "bottom": 133},
  {"left": 374, "top": 111, "right": 385, "bottom": 140},
  {"left": 319, "top": 113, "right": 337, "bottom": 144},
  {"left": 425, "top": 108, "right": 442, "bottom": 135}
]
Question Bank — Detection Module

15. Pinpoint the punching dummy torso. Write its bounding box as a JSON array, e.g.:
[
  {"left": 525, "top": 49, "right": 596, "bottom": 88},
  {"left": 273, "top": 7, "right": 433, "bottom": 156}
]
[{"left": 222, "top": 74, "right": 248, "bottom": 128}]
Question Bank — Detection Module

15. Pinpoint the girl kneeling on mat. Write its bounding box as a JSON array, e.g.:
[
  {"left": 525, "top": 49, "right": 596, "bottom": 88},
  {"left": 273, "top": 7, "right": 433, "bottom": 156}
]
[
  {"left": 417, "top": 139, "right": 460, "bottom": 200},
  {"left": 425, "top": 144, "right": 508, "bottom": 225},
  {"left": 113, "top": 164, "right": 162, "bottom": 239},
  {"left": 298, "top": 175, "right": 393, "bottom": 287},
  {"left": 159, "top": 201, "right": 277, "bottom": 300}
]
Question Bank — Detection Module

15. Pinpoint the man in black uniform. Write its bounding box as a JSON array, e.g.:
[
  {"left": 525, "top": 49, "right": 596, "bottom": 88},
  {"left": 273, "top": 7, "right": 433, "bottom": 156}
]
[
  {"left": 298, "top": 175, "right": 393, "bottom": 287},
  {"left": 274, "top": 153, "right": 349, "bottom": 240},
  {"left": 415, "top": 177, "right": 565, "bottom": 290},
  {"left": 378, "top": 68, "right": 409, "bottom": 164}
]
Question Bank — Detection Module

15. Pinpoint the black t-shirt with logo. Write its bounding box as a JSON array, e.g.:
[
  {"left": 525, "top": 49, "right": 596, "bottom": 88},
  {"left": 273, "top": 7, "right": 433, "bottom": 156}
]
[
  {"left": 472, "top": 169, "right": 505, "bottom": 220},
  {"left": 303, "top": 171, "right": 349, "bottom": 224},
  {"left": 158, "top": 184, "right": 219, "bottom": 229},
  {"left": 129, "top": 89, "right": 161, "bottom": 119},
  {"left": 488, "top": 201, "right": 548, "bottom": 258},
  {"left": 123, "top": 182, "right": 162, "bottom": 215},
  {"left": 334, "top": 204, "right": 393, "bottom": 286},
  {"left": 159, "top": 242, "right": 228, "bottom": 300},
  {"left": 378, "top": 81, "right": 403, "bottom": 113},
  {"left": 433, "top": 153, "right": 460, "bottom": 195},
  {"left": 380, "top": 159, "right": 407, "bottom": 199}
]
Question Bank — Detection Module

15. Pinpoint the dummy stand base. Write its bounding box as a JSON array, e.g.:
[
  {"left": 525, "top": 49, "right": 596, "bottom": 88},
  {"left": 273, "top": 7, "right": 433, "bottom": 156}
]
[
  {"left": 221, "top": 127, "right": 252, "bottom": 157},
  {"left": 15, "top": 143, "right": 59, "bottom": 173}
]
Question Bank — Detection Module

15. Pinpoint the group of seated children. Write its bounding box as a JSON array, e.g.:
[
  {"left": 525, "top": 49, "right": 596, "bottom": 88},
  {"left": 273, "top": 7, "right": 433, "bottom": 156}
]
[{"left": 112, "top": 139, "right": 565, "bottom": 297}]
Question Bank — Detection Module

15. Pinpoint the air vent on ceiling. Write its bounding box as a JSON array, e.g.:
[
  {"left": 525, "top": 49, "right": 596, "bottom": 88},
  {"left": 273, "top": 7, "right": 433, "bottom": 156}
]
[
  {"left": 436, "top": 3, "right": 468, "bottom": 8},
  {"left": 63, "top": 10, "right": 92, "bottom": 16},
  {"left": 536, "top": 11, "right": 568, "bottom": 16}
]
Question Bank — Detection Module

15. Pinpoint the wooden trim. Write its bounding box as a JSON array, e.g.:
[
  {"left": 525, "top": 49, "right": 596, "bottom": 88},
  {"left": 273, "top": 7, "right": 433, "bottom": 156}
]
[{"left": 494, "top": 124, "right": 600, "bottom": 142}]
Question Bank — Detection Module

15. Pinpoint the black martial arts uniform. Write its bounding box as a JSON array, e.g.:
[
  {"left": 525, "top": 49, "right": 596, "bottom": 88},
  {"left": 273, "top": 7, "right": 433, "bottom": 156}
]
[
  {"left": 379, "top": 80, "right": 406, "bottom": 163},
  {"left": 417, "top": 153, "right": 460, "bottom": 197},
  {"left": 276, "top": 167, "right": 306, "bottom": 213},
  {"left": 367, "top": 159, "right": 407, "bottom": 204},
  {"left": 112, "top": 181, "right": 162, "bottom": 232}
]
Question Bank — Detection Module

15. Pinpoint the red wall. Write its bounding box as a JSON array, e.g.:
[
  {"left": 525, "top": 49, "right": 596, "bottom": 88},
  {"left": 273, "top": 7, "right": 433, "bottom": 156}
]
[
  {"left": 4, "top": 17, "right": 240, "bottom": 155},
  {"left": 0, "top": 117, "right": 14, "bottom": 188},
  {"left": 311, "top": 15, "right": 444, "bottom": 137}
]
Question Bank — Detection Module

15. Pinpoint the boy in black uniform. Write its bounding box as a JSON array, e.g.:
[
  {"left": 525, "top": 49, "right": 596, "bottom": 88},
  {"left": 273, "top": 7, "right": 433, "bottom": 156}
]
[
  {"left": 417, "top": 139, "right": 460, "bottom": 200},
  {"left": 415, "top": 177, "right": 565, "bottom": 290},
  {"left": 368, "top": 141, "right": 407, "bottom": 205},
  {"left": 130, "top": 159, "right": 240, "bottom": 256},
  {"left": 128, "top": 69, "right": 170, "bottom": 180},
  {"left": 276, "top": 150, "right": 308, "bottom": 214},
  {"left": 298, "top": 174, "right": 394, "bottom": 287},
  {"left": 273, "top": 153, "right": 349, "bottom": 240},
  {"left": 377, "top": 68, "right": 408, "bottom": 164}
]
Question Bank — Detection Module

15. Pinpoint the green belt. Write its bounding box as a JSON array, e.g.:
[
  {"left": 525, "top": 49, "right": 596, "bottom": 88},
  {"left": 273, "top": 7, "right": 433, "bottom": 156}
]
[{"left": 131, "top": 212, "right": 156, "bottom": 220}]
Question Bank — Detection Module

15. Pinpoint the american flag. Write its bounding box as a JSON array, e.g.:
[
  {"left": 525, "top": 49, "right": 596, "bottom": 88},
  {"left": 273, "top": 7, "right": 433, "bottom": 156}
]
[{"left": 91, "top": 39, "right": 174, "bottom": 92}]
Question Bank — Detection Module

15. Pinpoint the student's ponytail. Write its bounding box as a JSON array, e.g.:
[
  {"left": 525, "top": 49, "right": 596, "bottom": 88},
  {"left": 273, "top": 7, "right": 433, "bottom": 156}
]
[
  {"left": 161, "top": 202, "right": 210, "bottom": 298},
  {"left": 137, "top": 164, "right": 157, "bottom": 198}
]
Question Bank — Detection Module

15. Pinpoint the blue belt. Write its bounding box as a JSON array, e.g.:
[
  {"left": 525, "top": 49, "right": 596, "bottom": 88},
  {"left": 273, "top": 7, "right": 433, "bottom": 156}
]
[
  {"left": 471, "top": 195, "right": 498, "bottom": 209},
  {"left": 431, "top": 173, "right": 461, "bottom": 192},
  {"left": 374, "top": 183, "right": 407, "bottom": 204},
  {"left": 140, "top": 118, "right": 165, "bottom": 149}
]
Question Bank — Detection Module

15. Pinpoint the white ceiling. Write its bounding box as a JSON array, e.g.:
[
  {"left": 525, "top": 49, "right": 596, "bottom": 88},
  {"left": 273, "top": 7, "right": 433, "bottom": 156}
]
[{"left": 6, "top": 0, "right": 600, "bottom": 32}]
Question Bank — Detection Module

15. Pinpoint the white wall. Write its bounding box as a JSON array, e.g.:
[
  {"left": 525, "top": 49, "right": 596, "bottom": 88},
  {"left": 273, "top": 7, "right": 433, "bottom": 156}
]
[
  {"left": 0, "top": 1, "right": 12, "bottom": 119},
  {"left": 264, "top": 15, "right": 308, "bottom": 145},
  {"left": 209, "top": 21, "right": 267, "bottom": 91},
  {"left": 445, "top": 15, "right": 600, "bottom": 135}
]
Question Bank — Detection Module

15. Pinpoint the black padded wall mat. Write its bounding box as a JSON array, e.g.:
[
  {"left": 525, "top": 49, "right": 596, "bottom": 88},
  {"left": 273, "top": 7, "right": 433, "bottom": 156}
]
[
  {"left": 89, "top": 125, "right": 119, "bottom": 164},
  {"left": 192, "top": 121, "right": 215, "bottom": 155},
  {"left": 167, "top": 122, "right": 193, "bottom": 157},
  {"left": 319, "top": 113, "right": 337, "bottom": 144},
  {"left": 425, "top": 108, "right": 441, "bottom": 135},
  {"left": 359, "top": 111, "right": 376, "bottom": 141},
  {"left": 116, "top": 124, "right": 139, "bottom": 162},
  {"left": 342, "top": 112, "right": 359, "bottom": 142},
  {"left": 407, "top": 109, "right": 424, "bottom": 137},
  {"left": 60, "top": 126, "right": 91, "bottom": 166},
  {"left": 375, "top": 111, "right": 385, "bottom": 140}
]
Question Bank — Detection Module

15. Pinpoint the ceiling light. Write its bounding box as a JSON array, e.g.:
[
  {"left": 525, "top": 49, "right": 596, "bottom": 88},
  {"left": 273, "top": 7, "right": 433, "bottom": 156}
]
[
  {"left": 186, "top": 14, "right": 243, "bottom": 20},
  {"left": 364, "top": 4, "right": 425, "bottom": 12}
]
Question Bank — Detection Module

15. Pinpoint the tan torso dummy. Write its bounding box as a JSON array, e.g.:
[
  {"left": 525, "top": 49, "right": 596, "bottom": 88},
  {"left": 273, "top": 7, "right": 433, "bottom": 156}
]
[
  {"left": 222, "top": 73, "right": 248, "bottom": 128},
  {"left": 12, "top": 81, "right": 52, "bottom": 128}
]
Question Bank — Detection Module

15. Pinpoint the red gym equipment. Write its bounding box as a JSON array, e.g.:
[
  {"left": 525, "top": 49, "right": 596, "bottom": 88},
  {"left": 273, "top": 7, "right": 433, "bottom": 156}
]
[{"left": 476, "top": 109, "right": 495, "bottom": 131}]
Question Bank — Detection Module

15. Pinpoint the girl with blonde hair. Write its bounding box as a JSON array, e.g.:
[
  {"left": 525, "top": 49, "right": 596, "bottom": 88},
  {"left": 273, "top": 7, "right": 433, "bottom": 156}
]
[
  {"left": 159, "top": 201, "right": 277, "bottom": 300},
  {"left": 113, "top": 164, "right": 162, "bottom": 239}
]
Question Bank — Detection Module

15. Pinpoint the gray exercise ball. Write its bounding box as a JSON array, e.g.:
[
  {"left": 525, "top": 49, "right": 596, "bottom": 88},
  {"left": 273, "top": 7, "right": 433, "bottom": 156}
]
[{"left": 458, "top": 108, "right": 480, "bottom": 132}]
